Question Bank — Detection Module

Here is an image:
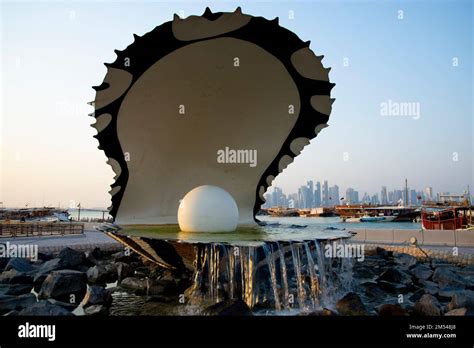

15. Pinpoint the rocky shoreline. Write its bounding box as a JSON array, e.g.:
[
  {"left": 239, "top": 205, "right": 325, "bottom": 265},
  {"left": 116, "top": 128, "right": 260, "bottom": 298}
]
[{"left": 0, "top": 246, "right": 473, "bottom": 316}]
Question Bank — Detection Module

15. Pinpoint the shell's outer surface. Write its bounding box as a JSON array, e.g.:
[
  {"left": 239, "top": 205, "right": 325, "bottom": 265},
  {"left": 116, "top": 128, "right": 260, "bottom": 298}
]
[{"left": 92, "top": 8, "right": 334, "bottom": 225}]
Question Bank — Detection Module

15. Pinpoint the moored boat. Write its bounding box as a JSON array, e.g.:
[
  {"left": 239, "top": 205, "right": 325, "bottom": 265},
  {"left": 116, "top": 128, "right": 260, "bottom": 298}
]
[{"left": 421, "top": 206, "right": 473, "bottom": 230}]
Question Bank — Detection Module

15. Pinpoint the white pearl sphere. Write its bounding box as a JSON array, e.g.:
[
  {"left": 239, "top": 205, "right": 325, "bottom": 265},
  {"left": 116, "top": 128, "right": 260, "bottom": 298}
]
[{"left": 178, "top": 185, "right": 239, "bottom": 232}]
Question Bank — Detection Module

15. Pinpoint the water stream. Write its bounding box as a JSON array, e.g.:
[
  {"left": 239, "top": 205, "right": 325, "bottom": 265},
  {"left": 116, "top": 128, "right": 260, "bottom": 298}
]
[{"left": 186, "top": 238, "right": 353, "bottom": 313}]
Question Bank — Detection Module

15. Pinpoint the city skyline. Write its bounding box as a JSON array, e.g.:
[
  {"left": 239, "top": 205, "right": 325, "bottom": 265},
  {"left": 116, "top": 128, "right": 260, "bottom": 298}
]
[{"left": 263, "top": 179, "right": 472, "bottom": 209}]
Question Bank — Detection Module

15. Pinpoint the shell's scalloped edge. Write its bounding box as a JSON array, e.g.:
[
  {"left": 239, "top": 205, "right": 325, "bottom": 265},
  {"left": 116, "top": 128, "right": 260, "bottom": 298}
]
[{"left": 91, "top": 9, "right": 334, "bottom": 220}]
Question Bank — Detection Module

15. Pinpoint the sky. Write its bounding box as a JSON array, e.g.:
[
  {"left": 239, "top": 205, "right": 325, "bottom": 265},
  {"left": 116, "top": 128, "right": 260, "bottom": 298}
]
[{"left": 1, "top": 0, "right": 473, "bottom": 208}]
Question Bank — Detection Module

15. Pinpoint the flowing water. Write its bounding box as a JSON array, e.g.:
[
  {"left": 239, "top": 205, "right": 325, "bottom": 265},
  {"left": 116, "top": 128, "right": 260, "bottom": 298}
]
[{"left": 185, "top": 238, "right": 354, "bottom": 314}]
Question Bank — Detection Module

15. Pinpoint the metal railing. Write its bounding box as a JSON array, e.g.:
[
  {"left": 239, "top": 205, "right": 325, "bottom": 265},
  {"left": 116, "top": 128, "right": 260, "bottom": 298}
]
[{"left": 0, "top": 222, "right": 84, "bottom": 238}]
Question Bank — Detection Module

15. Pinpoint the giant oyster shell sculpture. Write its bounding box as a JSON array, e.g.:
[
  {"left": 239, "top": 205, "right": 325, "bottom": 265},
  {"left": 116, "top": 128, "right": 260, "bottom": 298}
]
[{"left": 91, "top": 7, "right": 334, "bottom": 226}]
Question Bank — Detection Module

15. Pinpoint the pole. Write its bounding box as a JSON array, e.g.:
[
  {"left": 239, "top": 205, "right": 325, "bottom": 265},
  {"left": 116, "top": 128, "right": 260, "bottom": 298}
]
[
  {"left": 77, "top": 203, "right": 81, "bottom": 222},
  {"left": 404, "top": 178, "right": 409, "bottom": 207}
]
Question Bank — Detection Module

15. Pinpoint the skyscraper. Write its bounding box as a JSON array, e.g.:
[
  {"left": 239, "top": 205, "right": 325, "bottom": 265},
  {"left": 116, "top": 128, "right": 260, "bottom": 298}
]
[
  {"left": 314, "top": 181, "right": 321, "bottom": 207},
  {"left": 345, "top": 187, "right": 359, "bottom": 204},
  {"left": 328, "top": 185, "right": 339, "bottom": 206},
  {"left": 381, "top": 186, "right": 388, "bottom": 205},
  {"left": 322, "top": 180, "right": 329, "bottom": 207},
  {"left": 307, "top": 180, "right": 314, "bottom": 208},
  {"left": 371, "top": 193, "right": 379, "bottom": 205},
  {"left": 425, "top": 187, "right": 433, "bottom": 200},
  {"left": 410, "top": 189, "right": 418, "bottom": 206}
]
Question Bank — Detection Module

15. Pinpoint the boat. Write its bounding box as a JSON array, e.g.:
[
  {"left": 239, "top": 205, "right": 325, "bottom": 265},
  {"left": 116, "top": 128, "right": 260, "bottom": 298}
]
[
  {"left": 342, "top": 217, "right": 361, "bottom": 223},
  {"left": 360, "top": 215, "right": 397, "bottom": 222},
  {"left": 421, "top": 206, "right": 473, "bottom": 230},
  {"left": 336, "top": 205, "right": 420, "bottom": 222}
]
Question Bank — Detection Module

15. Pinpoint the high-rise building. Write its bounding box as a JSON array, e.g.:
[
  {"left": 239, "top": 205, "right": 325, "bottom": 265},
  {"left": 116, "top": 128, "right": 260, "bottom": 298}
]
[
  {"left": 298, "top": 185, "right": 312, "bottom": 209},
  {"left": 328, "top": 185, "right": 339, "bottom": 207},
  {"left": 361, "top": 192, "right": 370, "bottom": 204},
  {"left": 394, "top": 190, "right": 403, "bottom": 205},
  {"left": 381, "top": 186, "right": 388, "bottom": 205},
  {"left": 371, "top": 193, "right": 379, "bottom": 205},
  {"left": 388, "top": 191, "right": 394, "bottom": 204},
  {"left": 288, "top": 193, "right": 299, "bottom": 208},
  {"left": 410, "top": 189, "right": 418, "bottom": 205},
  {"left": 306, "top": 181, "right": 314, "bottom": 208},
  {"left": 271, "top": 187, "right": 287, "bottom": 207},
  {"left": 314, "top": 182, "right": 321, "bottom": 207},
  {"left": 322, "top": 180, "right": 329, "bottom": 207},
  {"left": 263, "top": 193, "right": 272, "bottom": 208},
  {"left": 425, "top": 187, "right": 433, "bottom": 200},
  {"left": 345, "top": 187, "right": 359, "bottom": 204}
]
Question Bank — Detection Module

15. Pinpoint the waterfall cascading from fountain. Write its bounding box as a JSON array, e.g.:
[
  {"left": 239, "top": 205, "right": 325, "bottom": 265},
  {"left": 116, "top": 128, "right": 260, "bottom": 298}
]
[{"left": 186, "top": 238, "right": 354, "bottom": 314}]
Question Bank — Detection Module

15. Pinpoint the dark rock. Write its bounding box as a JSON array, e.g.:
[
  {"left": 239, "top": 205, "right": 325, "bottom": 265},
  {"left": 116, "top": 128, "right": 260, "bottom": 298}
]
[
  {"left": 0, "top": 269, "right": 33, "bottom": 285},
  {"left": 37, "top": 252, "right": 54, "bottom": 262},
  {"left": 0, "top": 294, "right": 37, "bottom": 315},
  {"left": 395, "top": 253, "right": 417, "bottom": 268},
  {"left": 203, "top": 299, "right": 252, "bottom": 316},
  {"left": 438, "top": 287, "right": 466, "bottom": 300},
  {"left": 377, "top": 280, "right": 409, "bottom": 294},
  {"left": 462, "top": 264, "right": 474, "bottom": 272},
  {"left": 87, "top": 265, "right": 110, "bottom": 285},
  {"left": 35, "top": 258, "right": 62, "bottom": 275},
  {"left": 409, "top": 289, "right": 425, "bottom": 302},
  {"left": 112, "top": 250, "right": 137, "bottom": 263},
  {"left": 377, "top": 304, "right": 408, "bottom": 316},
  {"left": 89, "top": 247, "right": 104, "bottom": 260},
  {"left": 57, "top": 247, "right": 85, "bottom": 269},
  {"left": 411, "top": 264, "right": 433, "bottom": 280},
  {"left": 116, "top": 262, "right": 134, "bottom": 282},
  {"left": 120, "top": 277, "right": 148, "bottom": 292},
  {"left": 83, "top": 285, "right": 112, "bottom": 307},
  {"left": 448, "top": 290, "right": 474, "bottom": 311},
  {"left": 155, "top": 279, "right": 178, "bottom": 296},
  {"left": 418, "top": 279, "right": 438, "bottom": 295},
  {"left": 362, "top": 282, "right": 386, "bottom": 299},
  {"left": 432, "top": 267, "right": 467, "bottom": 289},
  {"left": 335, "top": 292, "right": 368, "bottom": 316},
  {"left": 84, "top": 304, "right": 108, "bottom": 316},
  {"left": 32, "top": 258, "right": 64, "bottom": 291},
  {"left": 373, "top": 247, "right": 389, "bottom": 259},
  {"left": 38, "top": 270, "right": 87, "bottom": 303},
  {"left": 0, "top": 257, "right": 10, "bottom": 272},
  {"left": 5, "top": 258, "right": 35, "bottom": 273},
  {"left": 0, "top": 283, "right": 32, "bottom": 296},
  {"left": 413, "top": 294, "right": 441, "bottom": 316},
  {"left": 134, "top": 267, "right": 151, "bottom": 278},
  {"left": 377, "top": 268, "right": 402, "bottom": 283},
  {"left": 84, "top": 252, "right": 99, "bottom": 266},
  {"left": 17, "top": 301, "right": 73, "bottom": 316},
  {"left": 353, "top": 266, "right": 376, "bottom": 280},
  {"left": 46, "top": 299, "right": 77, "bottom": 311},
  {"left": 378, "top": 268, "right": 412, "bottom": 285}
]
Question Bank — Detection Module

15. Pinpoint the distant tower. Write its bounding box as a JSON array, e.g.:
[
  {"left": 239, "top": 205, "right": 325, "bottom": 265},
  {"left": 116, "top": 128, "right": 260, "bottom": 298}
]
[
  {"left": 381, "top": 186, "right": 388, "bottom": 205},
  {"left": 307, "top": 180, "right": 314, "bottom": 208},
  {"left": 328, "top": 185, "right": 339, "bottom": 207},
  {"left": 314, "top": 182, "right": 321, "bottom": 207},
  {"left": 322, "top": 180, "right": 329, "bottom": 207},
  {"left": 425, "top": 187, "right": 433, "bottom": 200}
]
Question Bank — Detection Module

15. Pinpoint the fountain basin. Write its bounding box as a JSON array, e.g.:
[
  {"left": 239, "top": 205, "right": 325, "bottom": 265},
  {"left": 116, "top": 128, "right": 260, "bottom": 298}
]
[{"left": 103, "top": 224, "right": 354, "bottom": 313}]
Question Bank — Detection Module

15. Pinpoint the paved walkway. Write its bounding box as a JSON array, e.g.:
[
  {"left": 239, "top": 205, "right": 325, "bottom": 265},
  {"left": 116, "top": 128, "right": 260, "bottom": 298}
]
[{"left": 0, "top": 225, "right": 121, "bottom": 253}]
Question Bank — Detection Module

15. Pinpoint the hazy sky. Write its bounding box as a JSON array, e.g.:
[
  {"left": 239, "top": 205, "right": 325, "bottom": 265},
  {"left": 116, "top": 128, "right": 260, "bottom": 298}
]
[{"left": 1, "top": 0, "right": 472, "bottom": 208}]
